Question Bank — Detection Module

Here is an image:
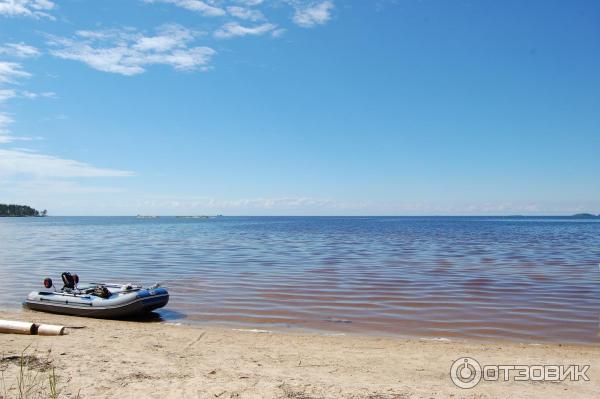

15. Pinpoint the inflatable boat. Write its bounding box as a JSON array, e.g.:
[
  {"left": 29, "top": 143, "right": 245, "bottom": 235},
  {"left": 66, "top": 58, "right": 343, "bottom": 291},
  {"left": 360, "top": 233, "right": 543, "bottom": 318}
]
[{"left": 24, "top": 272, "right": 169, "bottom": 318}]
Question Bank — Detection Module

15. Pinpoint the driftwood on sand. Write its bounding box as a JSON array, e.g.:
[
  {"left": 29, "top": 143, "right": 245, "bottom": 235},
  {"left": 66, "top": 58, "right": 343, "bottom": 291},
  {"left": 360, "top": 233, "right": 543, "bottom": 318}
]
[{"left": 0, "top": 319, "right": 65, "bottom": 336}]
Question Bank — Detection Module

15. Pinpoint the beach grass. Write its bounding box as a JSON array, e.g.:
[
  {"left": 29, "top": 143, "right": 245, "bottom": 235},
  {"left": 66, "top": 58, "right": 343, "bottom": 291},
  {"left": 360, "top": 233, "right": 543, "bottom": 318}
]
[{"left": 0, "top": 346, "right": 77, "bottom": 399}]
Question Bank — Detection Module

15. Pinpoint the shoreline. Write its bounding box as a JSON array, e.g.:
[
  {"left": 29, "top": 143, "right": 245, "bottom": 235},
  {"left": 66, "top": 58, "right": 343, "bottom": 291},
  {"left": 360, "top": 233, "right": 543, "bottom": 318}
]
[
  {"left": 1, "top": 310, "right": 599, "bottom": 398},
  {"left": 5, "top": 305, "right": 598, "bottom": 347}
]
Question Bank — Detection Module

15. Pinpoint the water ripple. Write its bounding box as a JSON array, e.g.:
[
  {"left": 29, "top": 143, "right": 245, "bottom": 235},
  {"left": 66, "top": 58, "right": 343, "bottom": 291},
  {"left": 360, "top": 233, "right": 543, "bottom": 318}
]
[{"left": 0, "top": 216, "right": 598, "bottom": 344}]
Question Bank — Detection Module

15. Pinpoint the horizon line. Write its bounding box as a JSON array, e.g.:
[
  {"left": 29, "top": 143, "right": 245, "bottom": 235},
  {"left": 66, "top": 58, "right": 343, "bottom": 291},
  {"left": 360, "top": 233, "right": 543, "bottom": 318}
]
[{"left": 25, "top": 214, "right": 600, "bottom": 218}]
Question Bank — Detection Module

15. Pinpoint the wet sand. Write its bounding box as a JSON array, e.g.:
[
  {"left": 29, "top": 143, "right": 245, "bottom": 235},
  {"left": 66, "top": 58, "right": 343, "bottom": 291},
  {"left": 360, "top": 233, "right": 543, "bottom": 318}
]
[{"left": 1, "top": 310, "right": 599, "bottom": 399}]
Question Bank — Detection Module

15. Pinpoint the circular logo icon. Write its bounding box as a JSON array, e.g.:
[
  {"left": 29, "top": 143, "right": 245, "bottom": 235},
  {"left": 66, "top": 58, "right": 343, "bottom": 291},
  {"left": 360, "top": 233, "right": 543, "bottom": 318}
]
[{"left": 450, "top": 357, "right": 482, "bottom": 389}]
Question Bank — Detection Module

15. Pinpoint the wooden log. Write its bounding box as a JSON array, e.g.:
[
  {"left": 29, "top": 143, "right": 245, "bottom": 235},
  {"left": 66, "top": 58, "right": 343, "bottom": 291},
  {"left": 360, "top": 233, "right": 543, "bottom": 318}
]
[
  {"left": 36, "top": 324, "right": 66, "bottom": 336},
  {"left": 0, "top": 320, "right": 36, "bottom": 335}
]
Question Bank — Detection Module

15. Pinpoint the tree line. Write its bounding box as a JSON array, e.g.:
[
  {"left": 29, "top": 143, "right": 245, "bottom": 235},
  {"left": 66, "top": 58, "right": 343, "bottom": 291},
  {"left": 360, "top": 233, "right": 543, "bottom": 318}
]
[{"left": 0, "top": 204, "right": 47, "bottom": 217}]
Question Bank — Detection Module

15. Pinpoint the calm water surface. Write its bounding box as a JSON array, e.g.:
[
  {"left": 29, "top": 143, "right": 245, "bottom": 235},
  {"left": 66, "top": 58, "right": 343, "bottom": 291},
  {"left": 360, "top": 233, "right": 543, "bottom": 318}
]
[{"left": 0, "top": 216, "right": 598, "bottom": 344}]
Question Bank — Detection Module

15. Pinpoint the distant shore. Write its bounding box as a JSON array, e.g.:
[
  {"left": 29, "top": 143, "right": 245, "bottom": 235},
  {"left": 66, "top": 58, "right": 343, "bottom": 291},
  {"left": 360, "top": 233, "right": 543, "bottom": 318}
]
[
  {"left": 0, "top": 204, "right": 46, "bottom": 217},
  {"left": 1, "top": 309, "right": 598, "bottom": 398}
]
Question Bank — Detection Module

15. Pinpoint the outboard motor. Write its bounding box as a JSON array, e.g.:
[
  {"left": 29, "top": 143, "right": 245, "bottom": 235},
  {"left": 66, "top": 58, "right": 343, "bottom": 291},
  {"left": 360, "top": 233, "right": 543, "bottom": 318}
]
[{"left": 61, "top": 272, "right": 76, "bottom": 291}]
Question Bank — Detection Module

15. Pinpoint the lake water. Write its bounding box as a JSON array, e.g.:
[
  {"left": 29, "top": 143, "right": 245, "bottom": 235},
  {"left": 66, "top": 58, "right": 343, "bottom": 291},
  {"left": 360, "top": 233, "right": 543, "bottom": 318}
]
[{"left": 0, "top": 216, "right": 598, "bottom": 344}]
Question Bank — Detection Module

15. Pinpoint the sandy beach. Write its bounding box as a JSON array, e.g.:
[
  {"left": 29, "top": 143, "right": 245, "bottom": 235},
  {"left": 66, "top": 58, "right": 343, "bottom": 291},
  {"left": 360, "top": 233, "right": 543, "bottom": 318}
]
[{"left": 1, "top": 310, "right": 598, "bottom": 399}]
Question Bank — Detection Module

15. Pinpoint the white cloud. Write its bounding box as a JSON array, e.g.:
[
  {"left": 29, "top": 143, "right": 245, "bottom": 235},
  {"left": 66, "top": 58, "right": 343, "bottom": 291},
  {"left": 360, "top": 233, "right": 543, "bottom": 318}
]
[
  {"left": 0, "top": 112, "right": 14, "bottom": 132},
  {"left": 0, "top": 42, "right": 40, "bottom": 58},
  {"left": 0, "top": 111, "right": 15, "bottom": 129},
  {"left": 0, "top": 89, "right": 16, "bottom": 102},
  {"left": 222, "top": 197, "right": 338, "bottom": 209},
  {"left": 20, "top": 90, "right": 56, "bottom": 99},
  {"left": 0, "top": 0, "right": 55, "bottom": 19},
  {"left": 0, "top": 148, "right": 135, "bottom": 178},
  {"left": 292, "top": 1, "right": 333, "bottom": 28},
  {"left": 143, "top": 0, "right": 226, "bottom": 16},
  {"left": 227, "top": 5, "right": 264, "bottom": 21},
  {"left": 132, "top": 23, "right": 201, "bottom": 51},
  {"left": 0, "top": 112, "right": 37, "bottom": 142},
  {"left": 0, "top": 61, "right": 31, "bottom": 83},
  {"left": 272, "top": 28, "right": 286, "bottom": 38},
  {"left": 48, "top": 24, "right": 216, "bottom": 76},
  {"left": 235, "top": 0, "right": 264, "bottom": 5},
  {"left": 0, "top": 135, "right": 37, "bottom": 143},
  {"left": 130, "top": 196, "right": 345, "bottom": 215},
  {"left": 141, "top": 0, "right": 336, "bottom": 30},
  {"left": 1, "top": 178, "right": 125, "bottom": 195},
  {"left": 214, "top": 22, "right": 277, "bottom": 39},
  {"left": 0, "top": 89, "right": 55, "bottom": 103}
]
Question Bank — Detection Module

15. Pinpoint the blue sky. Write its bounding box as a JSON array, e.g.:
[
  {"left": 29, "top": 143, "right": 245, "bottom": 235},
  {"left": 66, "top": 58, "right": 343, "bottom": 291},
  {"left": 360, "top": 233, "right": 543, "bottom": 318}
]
[{"left": 0, "top": 0, "right": 599, "bottom": 216}]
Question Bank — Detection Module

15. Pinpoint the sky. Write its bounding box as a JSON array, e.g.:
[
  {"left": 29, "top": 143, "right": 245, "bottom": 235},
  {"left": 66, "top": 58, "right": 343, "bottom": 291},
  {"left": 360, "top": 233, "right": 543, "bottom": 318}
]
[{"left": 0, "top": 0, "right": 599, "bottom": 216}]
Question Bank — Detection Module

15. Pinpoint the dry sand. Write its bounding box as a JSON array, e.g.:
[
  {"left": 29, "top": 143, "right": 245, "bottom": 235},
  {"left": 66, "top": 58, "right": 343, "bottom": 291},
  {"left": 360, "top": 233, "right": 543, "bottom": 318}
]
[{"left": 0, "top": 309, "right": 598, "bottom": 399}]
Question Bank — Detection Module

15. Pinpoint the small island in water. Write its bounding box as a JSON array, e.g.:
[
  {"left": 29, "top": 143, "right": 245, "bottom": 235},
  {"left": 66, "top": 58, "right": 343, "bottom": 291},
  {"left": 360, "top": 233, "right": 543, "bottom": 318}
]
[
  {"left": 0, "top": 203, "right": 47, "bottom": 217},
  {"left": 571, "top": 213, "right": 600, "bottom": 218}
]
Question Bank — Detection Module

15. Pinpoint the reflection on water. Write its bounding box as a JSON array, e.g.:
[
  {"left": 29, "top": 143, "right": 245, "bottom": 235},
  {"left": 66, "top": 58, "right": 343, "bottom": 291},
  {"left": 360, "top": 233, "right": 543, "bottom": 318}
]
[{"left": 0, "top": 216, "right": 598, "bottom": 344}]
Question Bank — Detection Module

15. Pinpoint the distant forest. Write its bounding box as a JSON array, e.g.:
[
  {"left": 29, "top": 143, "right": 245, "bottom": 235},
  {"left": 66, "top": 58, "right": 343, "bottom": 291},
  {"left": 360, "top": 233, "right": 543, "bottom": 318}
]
[{"left": 0, "top": 204, "right": 47, "bottom": 217}]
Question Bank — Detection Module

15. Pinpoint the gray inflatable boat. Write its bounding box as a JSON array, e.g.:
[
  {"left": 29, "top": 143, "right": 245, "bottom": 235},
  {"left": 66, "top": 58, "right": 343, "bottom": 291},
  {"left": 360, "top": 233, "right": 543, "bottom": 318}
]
[{"left": 24, "top": 272, "right": 169, "bottom": 319}]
